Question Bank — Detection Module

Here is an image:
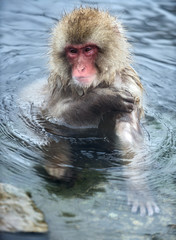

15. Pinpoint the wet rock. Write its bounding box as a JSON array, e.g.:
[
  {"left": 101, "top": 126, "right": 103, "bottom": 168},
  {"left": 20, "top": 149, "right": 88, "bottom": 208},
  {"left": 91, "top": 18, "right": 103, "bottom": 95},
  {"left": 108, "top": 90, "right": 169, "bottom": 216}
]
[{"left": 0, "top": 183, "right": 48, "bottom": 233}]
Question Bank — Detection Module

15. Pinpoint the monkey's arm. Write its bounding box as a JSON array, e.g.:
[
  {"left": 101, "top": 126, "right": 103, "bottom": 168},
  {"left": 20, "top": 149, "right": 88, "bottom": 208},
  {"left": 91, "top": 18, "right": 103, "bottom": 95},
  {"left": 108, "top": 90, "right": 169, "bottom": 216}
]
[
  {"left": 110, "top": 68, "right": 159, "bottom": 216},
  {"left": 41, "top": 89, "right": 133, "bottom": 180},
  {"left": 115, "top": 108, "right": 160, "bottom": 216},
  {"left": 61, "top": 88, "right": 134, "bottom": 126}
]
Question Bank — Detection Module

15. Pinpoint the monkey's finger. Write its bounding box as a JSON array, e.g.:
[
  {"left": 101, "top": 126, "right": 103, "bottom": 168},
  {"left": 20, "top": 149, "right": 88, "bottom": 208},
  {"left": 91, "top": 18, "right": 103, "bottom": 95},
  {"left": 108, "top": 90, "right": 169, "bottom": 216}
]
[
  {"left": 146, "top": 202, "right": 154, "bottom": 216},
  {"left": 131, "top": 201, "right": 139, "bottom": 213},
  {"left": 139, "top": 203, "right": 146, "bottom": 216},
  {"left": 119, "top": 88, "right": 133, "bottom": 96},
  {"left": 123, "top": 103, "right": 134, "bottom": 112},
  {"left": 152, "top": 202, "right": 160, "bottom": 214},
  {"left": 120, "top": 93, "right": 135, "bottom": 103}
]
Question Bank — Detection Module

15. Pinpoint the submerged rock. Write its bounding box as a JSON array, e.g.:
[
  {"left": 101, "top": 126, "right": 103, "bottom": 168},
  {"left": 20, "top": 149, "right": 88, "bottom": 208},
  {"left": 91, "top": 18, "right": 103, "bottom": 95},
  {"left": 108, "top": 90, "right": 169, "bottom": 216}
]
[{"left": 0, "top": 183, "right": 48, "bottom": 233}]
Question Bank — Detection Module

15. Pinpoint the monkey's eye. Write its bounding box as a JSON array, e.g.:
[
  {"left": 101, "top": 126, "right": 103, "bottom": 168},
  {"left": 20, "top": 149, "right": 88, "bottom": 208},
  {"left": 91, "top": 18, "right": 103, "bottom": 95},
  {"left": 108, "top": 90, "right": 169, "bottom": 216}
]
[
  {"left": 66, "top": 47, "right": 78, "bottom": 58},
  {"left": 84, "top": 45, "right": 97, "bottom": 56},
  {"left": 69, "top": 48, "right": 78, "bottom": 54},
  {"left": 85, "top": 46, "right": 93, "bottom": 52}
]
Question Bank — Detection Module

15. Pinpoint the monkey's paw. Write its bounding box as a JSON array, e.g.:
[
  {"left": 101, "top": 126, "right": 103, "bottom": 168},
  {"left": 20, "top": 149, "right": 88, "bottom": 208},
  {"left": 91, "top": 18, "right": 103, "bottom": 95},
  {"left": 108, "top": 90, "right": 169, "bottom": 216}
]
[
  {"left": 44, "top": 165, "right": 72, "bottom": 181},
  {"left": 127, "top": 190, "right": 160, "bottom": 216}
]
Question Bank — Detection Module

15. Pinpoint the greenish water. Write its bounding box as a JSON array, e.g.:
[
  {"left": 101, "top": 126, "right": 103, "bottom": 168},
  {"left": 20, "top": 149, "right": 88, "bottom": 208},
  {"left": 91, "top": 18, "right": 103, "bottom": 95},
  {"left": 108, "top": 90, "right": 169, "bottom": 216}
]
[{"left": 0, "top": 0, "right": 176, "bottom": 240}]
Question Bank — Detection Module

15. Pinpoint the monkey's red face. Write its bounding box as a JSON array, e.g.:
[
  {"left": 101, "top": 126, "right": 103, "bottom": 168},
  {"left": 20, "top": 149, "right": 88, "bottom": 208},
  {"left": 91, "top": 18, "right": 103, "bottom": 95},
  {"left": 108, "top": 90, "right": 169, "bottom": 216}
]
[{"left": 65, "top": 44, "right": 98, "bottom": 87}]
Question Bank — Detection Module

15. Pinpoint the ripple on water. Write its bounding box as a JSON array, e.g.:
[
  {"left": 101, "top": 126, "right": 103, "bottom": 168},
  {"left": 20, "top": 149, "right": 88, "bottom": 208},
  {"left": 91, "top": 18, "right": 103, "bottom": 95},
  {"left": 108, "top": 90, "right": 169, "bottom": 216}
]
[{"left": 0, "top": 0, "right": 176, "bottom": 239}]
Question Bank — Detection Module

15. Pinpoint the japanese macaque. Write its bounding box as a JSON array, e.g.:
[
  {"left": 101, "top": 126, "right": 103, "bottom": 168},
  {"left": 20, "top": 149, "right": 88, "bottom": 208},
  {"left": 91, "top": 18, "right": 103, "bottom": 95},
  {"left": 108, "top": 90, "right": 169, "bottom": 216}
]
[{"left": 21, "top": 7, "right": 159, "bottom": 216}]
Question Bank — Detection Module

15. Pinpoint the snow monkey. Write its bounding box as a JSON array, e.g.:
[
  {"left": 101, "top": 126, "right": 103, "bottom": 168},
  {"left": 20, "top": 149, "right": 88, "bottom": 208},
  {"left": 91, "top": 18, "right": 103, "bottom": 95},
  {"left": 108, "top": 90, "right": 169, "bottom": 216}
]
[{"left": 22, "top": 7, "right": 159, "bottom": 216}]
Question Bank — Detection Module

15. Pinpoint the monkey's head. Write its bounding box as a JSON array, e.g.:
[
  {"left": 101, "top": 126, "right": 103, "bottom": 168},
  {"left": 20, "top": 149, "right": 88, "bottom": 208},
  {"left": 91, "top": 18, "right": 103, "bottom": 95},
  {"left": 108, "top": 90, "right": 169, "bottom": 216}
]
[{"left": 49, "top": 7, "right": 131, "bottom": 93}]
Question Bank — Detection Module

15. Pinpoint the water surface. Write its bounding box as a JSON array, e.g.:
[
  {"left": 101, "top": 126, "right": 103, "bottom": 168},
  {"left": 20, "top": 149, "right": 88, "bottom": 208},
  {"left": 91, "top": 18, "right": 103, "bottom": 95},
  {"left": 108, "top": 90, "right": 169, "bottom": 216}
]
[{"left": 0, "top": 0, "right": 176, "bottom": 240}]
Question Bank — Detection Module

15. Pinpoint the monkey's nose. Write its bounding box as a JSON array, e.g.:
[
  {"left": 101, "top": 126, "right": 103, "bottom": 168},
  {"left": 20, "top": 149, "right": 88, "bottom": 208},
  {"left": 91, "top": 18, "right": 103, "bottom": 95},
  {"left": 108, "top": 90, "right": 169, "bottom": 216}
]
[{"left": 77, "top": 64, "right": 86, "bottom": 72}]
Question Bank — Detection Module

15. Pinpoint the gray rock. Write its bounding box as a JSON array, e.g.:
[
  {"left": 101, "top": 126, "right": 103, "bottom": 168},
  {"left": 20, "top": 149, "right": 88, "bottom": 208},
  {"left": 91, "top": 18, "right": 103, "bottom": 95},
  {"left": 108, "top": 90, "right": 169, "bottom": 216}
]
[{"left": 0, "top": 183, "right": 48, "bottom": 233}]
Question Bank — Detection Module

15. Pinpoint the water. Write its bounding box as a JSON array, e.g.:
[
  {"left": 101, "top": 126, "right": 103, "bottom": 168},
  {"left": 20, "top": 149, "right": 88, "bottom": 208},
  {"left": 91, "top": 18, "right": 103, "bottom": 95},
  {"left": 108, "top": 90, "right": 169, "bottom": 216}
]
[{"left": 0, "top": 0, "right": 176, "bottom": 239}]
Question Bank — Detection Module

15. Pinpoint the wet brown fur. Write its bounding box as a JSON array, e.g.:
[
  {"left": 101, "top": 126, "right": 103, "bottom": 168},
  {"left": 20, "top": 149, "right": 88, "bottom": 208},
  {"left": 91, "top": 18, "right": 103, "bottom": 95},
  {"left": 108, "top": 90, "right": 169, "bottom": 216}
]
[
  {"left": 47, "top": 7, "right": 143, "bottom": 117},
  {"left": 32, "top": 8, "right": 160, "bottom": 216}
]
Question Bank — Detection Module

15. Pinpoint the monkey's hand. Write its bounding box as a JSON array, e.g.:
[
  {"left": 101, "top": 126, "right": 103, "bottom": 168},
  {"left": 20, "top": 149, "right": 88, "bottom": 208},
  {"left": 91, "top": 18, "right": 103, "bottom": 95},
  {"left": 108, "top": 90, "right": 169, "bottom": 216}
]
[
  {"left": 60, "top": 88, "right": 134, "bottom": 126},
  {"left": 127, "top": 184, "right": 160, "bottom": 216},
  {"left": 89, "top": 88, "right": 134, "bottom": 114},
  {"left": 43, "top": 140, "right": 72, "bottom": 181}
]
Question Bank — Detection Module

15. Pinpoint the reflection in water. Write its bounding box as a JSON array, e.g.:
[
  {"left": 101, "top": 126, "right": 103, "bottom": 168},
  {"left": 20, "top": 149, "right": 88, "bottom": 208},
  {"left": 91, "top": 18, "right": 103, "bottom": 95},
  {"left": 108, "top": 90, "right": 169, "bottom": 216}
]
[{"left": 0, "top": 0, "right": 176, "bottom": 240}]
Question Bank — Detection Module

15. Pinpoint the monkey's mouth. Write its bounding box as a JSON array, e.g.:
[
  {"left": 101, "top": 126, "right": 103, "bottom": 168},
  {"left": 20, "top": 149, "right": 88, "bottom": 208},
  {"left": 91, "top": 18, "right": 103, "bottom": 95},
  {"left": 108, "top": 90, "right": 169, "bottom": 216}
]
[
  {"left": 73, "top": 76, "right": 96, "bottom": 87},
  {"left": 76, "top": 76, "right": 91, "bottom": 83}
]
